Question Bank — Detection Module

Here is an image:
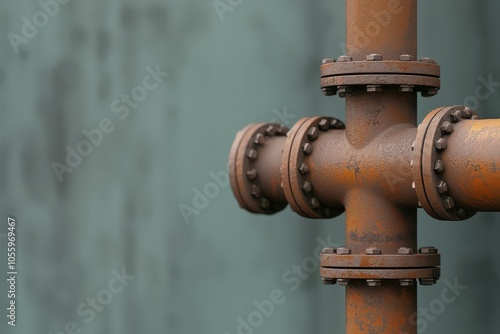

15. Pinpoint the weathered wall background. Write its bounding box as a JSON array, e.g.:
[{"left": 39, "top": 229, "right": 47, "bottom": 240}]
[{"left": 0, "top": 0, "right": 499, "bottom": 333}]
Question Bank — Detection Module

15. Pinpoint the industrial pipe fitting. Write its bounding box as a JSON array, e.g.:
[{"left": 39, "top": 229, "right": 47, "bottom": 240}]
[{"left": 227, "top": 0, "right": 500, "bottom": 333}]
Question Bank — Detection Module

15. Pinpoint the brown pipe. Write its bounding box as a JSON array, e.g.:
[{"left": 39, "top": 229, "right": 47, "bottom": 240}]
[
  {"left": 346, "top": 0, "right": 417, "bottom": 61},
  {"left": 308, "top": 125, "right": 418, "bottom": 208},
  {"left": 442, "top": 119, "right": 500, "bottom": 212},
  {"left": 345, "top": 1, "right": 418, "bottom": 332}
]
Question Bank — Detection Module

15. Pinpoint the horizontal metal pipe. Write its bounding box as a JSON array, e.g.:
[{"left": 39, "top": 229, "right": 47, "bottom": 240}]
[
  {"left": 442, "top": 119, "right": 500, "bottom": 212},
  {"left": 308, "top": 126, "right": 418, "bottom": 208}
]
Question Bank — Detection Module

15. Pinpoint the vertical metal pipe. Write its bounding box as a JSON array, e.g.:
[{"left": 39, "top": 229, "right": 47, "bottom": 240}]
[{"left": 344, "top": 1, "right": 418, "bottom": 333}]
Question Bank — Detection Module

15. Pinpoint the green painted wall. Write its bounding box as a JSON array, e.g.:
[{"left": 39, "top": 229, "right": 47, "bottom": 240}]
[{"left": 0, "top": 0, "right": 499, "bottom": 333}]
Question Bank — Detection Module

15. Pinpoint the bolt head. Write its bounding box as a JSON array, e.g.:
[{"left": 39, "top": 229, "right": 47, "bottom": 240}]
[
  {"left": 440, "top": 121, "right": 454, "bottom": 134},
  {"left": 322, "top": 88, "right": 335, "bottom": 96},
  {"left": 462, "top": 108, "right": 473, "bottom": 119},
  {"left": 366, "top": 54, "right": 383, "bottom": 61},
  {"left": 400, "top": 279, "right": 415, "bottom": 287},
  {"left": 398, "top": 247, "right": 414, "bottom": 255},
  {"left": 338, "top": 279, "right": 350, "bottom": 286},
  {"left": 366, "top": 247, "right": 382, "bottom": 255},
  {"left": 400, "top": 54, "right": 415, "bottom": 61},
  {"left": 309, "top": 197, "right": 320, "bottom": 209},
  {"left": 419, "top": 57, "right": 437, "bottom": 64},
  {"left": 265, "top": 125, "right": 276, "bottom": 136},
  {"left": 322, "top": 277, "right": 337, "bottom": 285},
  {"left": 422, "top": 89, "right": 438, "bottom": 97},
  {"left": 322, "top": 58, "right": 335, "bottom": 64},
  {"left": 303, "top": 143, "right": 313, "bottom": 155},
  {"left": 367, "top": 279, "right": 382, "bottom": 287},
  {"left": 260, "top": 198, "right": 271, "bottom": 209},
  {"left": 302, "top": 181, "right": 313, "bottom": 194},
  {"left": 337, "top": 247, "right": 351, "bottom": 255},
  {"left": 367, "top": 85, "right": 382, "bottom": 92},
  {"left": 322, "top": 247, "right": 336, "bottom": 254},
  {"left": 251, "top": 185, "right": 261, "bottom": 198},
  {"left": 435, "top": 138, "right": 448, "bottom": 150},
  {"left": 254, "top": 133, "right": 265, "bottom": 145},
  {"left": 443, "top": 196, "right": 455, "bottom": 210},
  {"left": 434, "top": 160, "right": 445, "bottom": 173},
  {"left": 319, "top": 119, "right": 330, "bottom": 131},
  {"left": 308, "top": 127, "right": 319, "bottom": 141},
  {"left": 247, "top": 149, "right": 258, "bottom": 160},
  {"left": 419, "top": 247, "right": 438, "bottom": 254},
  {"left": 298, "top": 162, "right": 310, "bottom": 175},
  {"left": 337, "top": 55, "right": 352, "bottom": 62},
  {"left": 420, "top": 278, "right": 437, "bottom": 286},
  {"left": 456, "top": 208, "right": 468, "bottom": 219},
  {"left": 450, "top": 110, "right": 463, "bottom": 122},
  {"left": 246, "top": 169, "right": 258, "bottom": 180},
  {"left": 337, "top": 86, "right": 352, "bottom": 97},
  {"left": 399, "top": 85, "right": 414, "bottom": 93},
  {"left": 330, "top": 119, "right": 345, "bottom": 129},
  {"left": 276, "top": 124, "right": 287, "bottom": 136},
  {"left": 437, "top": 180, "right": 449, "bottom": 194}
]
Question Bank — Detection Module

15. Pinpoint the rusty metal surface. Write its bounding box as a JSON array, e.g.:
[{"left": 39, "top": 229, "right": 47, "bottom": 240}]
[
  {"left": 227, "top": 0, "right": 500, "bottom": 333},
  {"left": 281, "top": 116, "right": 345, "bottom": 219},
  {"left": 321, "top": 253, "right": 441, "bottom": 269},
  {"left": 228, "top": 123, "right": 288, "bottom": 214}
]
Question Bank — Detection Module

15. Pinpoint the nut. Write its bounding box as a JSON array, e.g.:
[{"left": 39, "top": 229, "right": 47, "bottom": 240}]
[
  {"left": 308, "top": 127, "right": 319, "bottom": 141},
  {"left": 337, "top": 86, "right": 352, "bottom": 97},
  {"left": 434, "top": 160, "right": 445, "bottom": 173},
  {"left": 367, "top": 85, "right": 382, "bottom": 92},
  {"left": 302, "top": 181, "right": 313, "bottom": 194},
  {"left": 322, "top": 278, "right": 337, "bottom": 285},
  {"left": 367, "top": 279, "right": 382, "bottom": 287},
  {"left": 456, "top": 208, "right": 468, "bottom": 219},
  {"left": 298, "top": 162, "right": 310, "bottom": 175},
  {"left": 437, "top": 181, "right": 449, "bottom": 194},
  {"left": 337, "top": 247, "right": 351, "bottom": 255},
  {"left": 265, "top": 125, "right": 275, "bottom": 136},
  {"left": 309, "top": 197, "right": 320, "bottom": 209},
  {"left": 419, "top": 57, "right": 437, "bottom": 64},
  {"left": 419, "top": 247, "right": 438, "bottom": 254},
  {"left": 420, "top": 278, "right": 437, "bottom": 286},
  {"left": 303, "top": 143, "right": 313, "bottom": 155},
  {"left": 322, "top": 58, "right": 335, "bottom": 64},
  {"left": 322, "top": 247, "right": 336, "bottom": 254},
  {"left": 400, "top": 54, "right": 415, "bottom": 61},
  {"left": 422, "top": 89, "right": 438, "bottom": 97},
  {"left": 260, "top": 198, "right": 271, "bottom": 209},
  {"left": 399, "top": 85, "right": 414, "bottom": 93},
  {"left": 400, "top": 279, "right": 415, "bottom": 287},
  {"left": 276, "top": 124, "right": 287, "bottom": 135},
  {"left": 367, "top": 54, "right": 383, "bottom": 61},
  {"left": 319, "top": 119, "right": 330, "bottom": 131},
  {"left": 338, "top": 279, "right": 350, "bottom": 286},
  {"left": 435, "top": 138, "right": 448, "bottom": 150},
  {"left": 440, "top": 121, "right": 454, "bottom": 134},
  {"left": 254, "top": 133, "right": 265, "bottom": 145},
  {"left": 366, "top": 247, "right": 382, "bottom": 255},
  {"left": 246, "top": 169, "right": 258, "bottom": 180},
  {"left": 443, "top": 196, "right": 455, "bottom": 210},
  {"left": 462, "top": 107, "right": 473, "bottom": 119},
  {"left": 330, "top": 119, "right": 345, "bottom": 129},
  {"left": 247, "top": 149, "right": 258, "bottom": 160},
  {"left": 322, "top": 88, "right": 335, "bottom": 96},
  {"left": 337, "top": 55, "right": 352, "bottom": 62},
  {"left": 450, "top": 110, "right": 462, "bottom": 122},
  {"left": 251, "top": 185, "right": 261, "bottom": 198},
  {"left": 398, "top": 247, "right": 413, "bottom": 255}
]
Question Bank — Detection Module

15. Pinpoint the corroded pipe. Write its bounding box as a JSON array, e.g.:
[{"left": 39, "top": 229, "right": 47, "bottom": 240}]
[{"left": 441, "top": 118, "right": 500, "bottom": 212}]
